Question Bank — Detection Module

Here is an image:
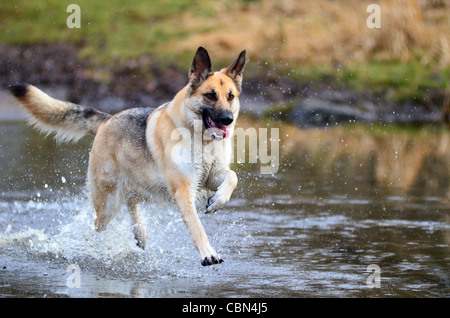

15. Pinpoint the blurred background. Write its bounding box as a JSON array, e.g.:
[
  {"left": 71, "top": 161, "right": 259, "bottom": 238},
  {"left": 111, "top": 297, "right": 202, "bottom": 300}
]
[
  {"left": 1, "top": 0, "right": 449, "bottom": 193},
  {"left": 0, "top": 0, "right": 449, "bottom": 297},
  {"left": 0, "top": 0, "right": 449, "bottom": 119}
]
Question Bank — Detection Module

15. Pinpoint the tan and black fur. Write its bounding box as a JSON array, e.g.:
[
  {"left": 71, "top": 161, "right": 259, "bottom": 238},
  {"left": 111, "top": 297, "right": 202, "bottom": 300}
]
[{"left": 9, "top": 47, "right": 246, "bottom": 266}]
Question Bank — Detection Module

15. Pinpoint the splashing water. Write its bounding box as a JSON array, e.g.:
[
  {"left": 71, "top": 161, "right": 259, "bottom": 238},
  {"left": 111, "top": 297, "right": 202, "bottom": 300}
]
[
  {"left": 1, "top": 121, "right": 449, "bottom": 297},
  {"left": 0, "top": 194, "right": 254, "bottom": 287}
]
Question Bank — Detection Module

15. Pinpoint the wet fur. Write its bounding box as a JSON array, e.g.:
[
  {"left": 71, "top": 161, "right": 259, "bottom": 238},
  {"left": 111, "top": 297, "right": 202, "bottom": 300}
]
[{"left": 9, "top": 47, "right": 246, "bottom": 266}]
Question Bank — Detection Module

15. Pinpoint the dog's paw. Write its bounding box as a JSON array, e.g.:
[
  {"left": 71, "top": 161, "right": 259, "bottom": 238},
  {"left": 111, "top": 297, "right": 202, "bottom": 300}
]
[
  {"left": 199, "top": 244, "right": 223, "bottom": 266},
  {"left": 135, "top": 238, "right": 146, "bottom": 250},
  {"left": 201, "top": 255, "right": 224, "bottom": 266},
  {"left": 205, "top": 193, "right": 229, "bottom": 214}
]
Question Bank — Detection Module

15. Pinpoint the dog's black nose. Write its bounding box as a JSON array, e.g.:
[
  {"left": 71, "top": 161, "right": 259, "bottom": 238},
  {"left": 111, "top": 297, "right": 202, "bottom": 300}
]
[{"left": 219, "top": 112, "right": 233, "bottom": 126}]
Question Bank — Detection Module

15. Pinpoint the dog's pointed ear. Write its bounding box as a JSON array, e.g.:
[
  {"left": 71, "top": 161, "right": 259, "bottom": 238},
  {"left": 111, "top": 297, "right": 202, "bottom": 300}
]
[
  {"left": 189, "top": 47, "right": 213, "bottom": 91},
  {"left": 222, "top": 49, "right": 246, "bottom": 92}
]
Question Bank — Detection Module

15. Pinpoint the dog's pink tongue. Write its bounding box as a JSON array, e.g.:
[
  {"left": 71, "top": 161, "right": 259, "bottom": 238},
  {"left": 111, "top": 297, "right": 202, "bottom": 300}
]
[
  {"left": 223, "top": 126, "right": 230, "bottom": 138},
  {"left": 210, "top": 121, "right": 230, "bottom": 138}
]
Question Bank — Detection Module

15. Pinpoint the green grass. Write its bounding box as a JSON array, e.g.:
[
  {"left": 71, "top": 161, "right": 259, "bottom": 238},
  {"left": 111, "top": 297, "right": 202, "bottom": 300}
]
[
  {"left": 1, "top": 0, "right": 448, "bottom": 107},
  {"left": 338, "top": 62, "right": 449, "bottom": 102},
  {"left": 0, "top": 0, "right": 213, "bottom": 65},
  {"left": 289, "top": 61, "right": 449, "bottom": 105},
  {"left": 262, "top": 102, "right": 296, "bottom": 121},
  {"left": 339, "top": 122, "right": 449, "bottom": 139},
  {"left": 341, "top": 63, "right": 420, "bottom": 90}
]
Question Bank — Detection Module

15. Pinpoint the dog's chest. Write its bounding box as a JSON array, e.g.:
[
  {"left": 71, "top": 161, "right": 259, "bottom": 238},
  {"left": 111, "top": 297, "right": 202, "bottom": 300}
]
[
  {"left": 179, "top": 143, "right": 215, "bottom": 181},
  {"left": 197, "top": 148, "right": 215, "bottom": 184}
]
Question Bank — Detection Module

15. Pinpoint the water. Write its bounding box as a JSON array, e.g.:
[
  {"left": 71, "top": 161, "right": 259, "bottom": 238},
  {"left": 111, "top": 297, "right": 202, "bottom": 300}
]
[{"left": 0, "top": 119, "right": 449, "bottom": 298}]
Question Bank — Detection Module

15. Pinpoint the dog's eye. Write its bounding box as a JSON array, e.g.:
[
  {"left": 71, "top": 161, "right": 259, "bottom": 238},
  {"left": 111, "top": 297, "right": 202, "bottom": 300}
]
[
  {"left": 228, "top": 92, "right": 234, "bottom": 102},
  {"left": 204, "top": 92, "right": 216, "bottom": 101}
]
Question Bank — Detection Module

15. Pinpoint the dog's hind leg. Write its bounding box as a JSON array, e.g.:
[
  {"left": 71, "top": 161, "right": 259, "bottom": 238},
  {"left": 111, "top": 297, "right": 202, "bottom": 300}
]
[
  {"left": 92, "top": 182, "right": 123, "bottom": 233},
  {"left": 126, "top": 196, "right": 147, "bottom": 249}
]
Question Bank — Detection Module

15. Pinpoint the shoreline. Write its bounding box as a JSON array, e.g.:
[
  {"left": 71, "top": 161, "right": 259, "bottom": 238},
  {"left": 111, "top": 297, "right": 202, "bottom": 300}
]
[{"left": 0, "top": 43, "right": 447, "bottom": 125}]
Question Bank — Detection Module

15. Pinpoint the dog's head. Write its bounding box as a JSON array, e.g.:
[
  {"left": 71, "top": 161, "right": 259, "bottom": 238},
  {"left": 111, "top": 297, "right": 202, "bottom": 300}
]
[{"left": 185, "top": 47, "right": 246, "bottom": 141}]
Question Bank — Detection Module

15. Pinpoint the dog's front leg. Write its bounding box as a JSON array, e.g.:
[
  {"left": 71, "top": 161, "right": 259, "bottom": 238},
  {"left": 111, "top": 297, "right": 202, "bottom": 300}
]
[
  {"left": 169, "top": 177, "right": 223, "bottom": 266},
  {"left": 206, "top": 169, "right": 238, "bottom": 214}
]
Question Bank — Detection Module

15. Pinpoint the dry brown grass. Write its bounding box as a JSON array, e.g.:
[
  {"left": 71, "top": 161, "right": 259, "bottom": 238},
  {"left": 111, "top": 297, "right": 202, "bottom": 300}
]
[{"left": 171, "top": 0, "right": 450, "bottom": 68}]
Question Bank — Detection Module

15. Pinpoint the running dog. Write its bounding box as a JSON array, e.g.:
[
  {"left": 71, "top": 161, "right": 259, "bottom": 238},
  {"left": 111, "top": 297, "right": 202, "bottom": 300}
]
[{"left": 9, "top": 47, "right": 246, "bottom": 266}]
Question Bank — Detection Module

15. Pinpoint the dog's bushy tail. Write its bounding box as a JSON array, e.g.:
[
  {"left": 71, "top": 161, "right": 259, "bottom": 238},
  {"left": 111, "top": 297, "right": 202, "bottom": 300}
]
[{"left": 9, "top": 84, "right": 112, "bottom": 143}]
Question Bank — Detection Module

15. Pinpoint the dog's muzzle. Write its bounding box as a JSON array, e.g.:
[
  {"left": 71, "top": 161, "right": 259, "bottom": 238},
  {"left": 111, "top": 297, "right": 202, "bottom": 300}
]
[{"left": 202, "top": 109, "right": 233, "bottom": 140}]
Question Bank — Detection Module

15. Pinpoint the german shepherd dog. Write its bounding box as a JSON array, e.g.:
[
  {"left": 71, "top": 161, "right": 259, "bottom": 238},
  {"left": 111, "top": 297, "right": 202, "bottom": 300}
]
[{"left": 9, "top": 47, "right": 246, "bottom": 266}]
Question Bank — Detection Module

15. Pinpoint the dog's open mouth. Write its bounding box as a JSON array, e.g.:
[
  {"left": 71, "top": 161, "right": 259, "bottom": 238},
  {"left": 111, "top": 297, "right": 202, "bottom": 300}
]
[{"left": 202, "top": 111, "right": 230, "bottom": 141}]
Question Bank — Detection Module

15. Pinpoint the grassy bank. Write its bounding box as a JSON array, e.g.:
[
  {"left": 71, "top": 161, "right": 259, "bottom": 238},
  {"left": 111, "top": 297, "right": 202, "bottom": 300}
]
[
  {"left": 291, "top": 61, "right": 450, "bottom": 104},
  {"left": 1, "top": 0, "right": 449, "bottom": 108}
]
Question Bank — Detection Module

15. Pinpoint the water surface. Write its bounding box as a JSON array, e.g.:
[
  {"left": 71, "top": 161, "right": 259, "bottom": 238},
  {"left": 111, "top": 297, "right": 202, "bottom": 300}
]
[{"left": 0, "top": 119, "right": 449, "bottom": 297}]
